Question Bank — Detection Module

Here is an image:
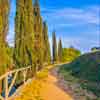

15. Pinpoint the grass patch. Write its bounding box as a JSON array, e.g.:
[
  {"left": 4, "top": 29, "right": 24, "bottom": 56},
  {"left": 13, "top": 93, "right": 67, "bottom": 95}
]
[{"left": 14, "top": 79, "right": 44, "bottom": 100}]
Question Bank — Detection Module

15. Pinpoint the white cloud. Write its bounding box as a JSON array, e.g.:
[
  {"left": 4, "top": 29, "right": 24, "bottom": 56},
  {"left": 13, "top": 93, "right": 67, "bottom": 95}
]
[
  {"left": 41, "top": 5, "right": 99, "bottom": 53},
  {"left": 41, "top": 5, "right": 100, "bottom": 26}
]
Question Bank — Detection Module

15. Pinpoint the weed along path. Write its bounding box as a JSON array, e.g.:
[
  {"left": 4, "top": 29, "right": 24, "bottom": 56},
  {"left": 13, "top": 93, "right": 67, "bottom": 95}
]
[
  {"left": 40, "top": 73, "right": 73, "bottom": 100},
  {"left": 10, "top": 64, "right": 73, "bottom": 100}
]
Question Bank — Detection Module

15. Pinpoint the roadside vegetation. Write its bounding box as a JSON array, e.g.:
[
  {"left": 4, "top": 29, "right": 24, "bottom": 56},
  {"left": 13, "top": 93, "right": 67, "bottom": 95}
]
[
  {"left": 62, "top": 47, "right": 81, "bottom": 63},
  {"left": 59, "top": 51, "right": 100, "bottom": 100}
]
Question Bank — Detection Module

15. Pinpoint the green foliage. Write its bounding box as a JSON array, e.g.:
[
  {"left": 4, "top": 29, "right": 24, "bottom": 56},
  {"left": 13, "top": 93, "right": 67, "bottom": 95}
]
[
  {"left": 70, "top": 51, "right": 100, "bottom": 82},
  {"left": 59, "top": 51, "right": 100, "bottom": 97},
  {"left": 58, "top": 38, "right": 63, "bottom": 62},
  {"left": 0, "top": 0, "right": 9, "bottom": 43},
  {"left": 62, "top": 47, "right": 81, "bottom": 62},
  {"left": 14, "top": 0, "right": 35, "bottom": 69},
  {"left": 0, "top": 0, "right": 11, "bottom": 75},
  {"left": 42, "top": 21, "right": 51, "bottom": 64},
  {"left": 0, "top": 45, "right": 11, "bottom": 75},
  {"left": 33, "top": 1, "right": 44, "bottom": 70},
  {"left": 52, "top": 31, "right": 57, "bottom": 63},
  {"left": 0, "top": 0, "right": 51, "bottom": 78},
  {"left": 14, "top": 0, "right": 51, "bottom": 76}
]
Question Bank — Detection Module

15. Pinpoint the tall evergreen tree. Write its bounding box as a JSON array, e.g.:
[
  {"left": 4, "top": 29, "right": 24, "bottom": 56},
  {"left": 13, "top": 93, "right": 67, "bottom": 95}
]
[
  {"left": 42, "top": 21, "right": 51, "bottom": 64},
  {"left": 0, "top": 0, "right": 10, "bottom": 76},
  {"left": 52, "top": 31, "right": 57, "bottom": 63},
  {"left": 14, "top": 0, "right": 35, "bottom": 70},
  {"left": 0, "top": 0, "right": 9, "bottom": 44},
  {"left": 58, "top": 38, "right": 63, "bottom": 62},
  {"left": 33, "top": 0, "right": 43, "bottom": 70},
  {"left": 0, "top": 0, "right": 10, "bottom": 92}
]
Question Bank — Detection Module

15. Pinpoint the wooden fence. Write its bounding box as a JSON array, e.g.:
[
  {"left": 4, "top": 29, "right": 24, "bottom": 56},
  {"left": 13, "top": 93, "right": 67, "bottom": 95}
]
[{"left": 0, "top": 66, "right": 32, "bottom": 100}]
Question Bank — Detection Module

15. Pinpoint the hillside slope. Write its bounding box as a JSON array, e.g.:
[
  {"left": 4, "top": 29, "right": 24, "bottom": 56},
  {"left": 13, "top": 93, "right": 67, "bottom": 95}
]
[
  {"left": 70, "top": 51, "right": 100, "bottom": 82},
  {"left": 59, "top": 51, "right": 100, "bottom": 98}
]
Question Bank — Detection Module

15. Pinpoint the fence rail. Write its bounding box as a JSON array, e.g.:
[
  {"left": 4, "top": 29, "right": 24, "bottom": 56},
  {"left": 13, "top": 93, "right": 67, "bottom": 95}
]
[{"left": 0, "top": 66, "right": 32, "bottom": 100}]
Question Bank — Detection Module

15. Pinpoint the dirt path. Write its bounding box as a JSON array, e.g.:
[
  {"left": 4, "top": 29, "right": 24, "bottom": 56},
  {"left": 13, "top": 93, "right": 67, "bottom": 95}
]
[
  {"left": 40, "top": 71, "right": 73, "bottom": 100},
  {"left": 10, "top": 64, "right": 73, "bottom": 100}
]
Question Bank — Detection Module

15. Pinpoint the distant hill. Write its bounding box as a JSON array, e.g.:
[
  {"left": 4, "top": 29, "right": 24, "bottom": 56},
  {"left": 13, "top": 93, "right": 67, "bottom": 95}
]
[{"left": 59, "top": 51, "right": 100, "bottom": 97}]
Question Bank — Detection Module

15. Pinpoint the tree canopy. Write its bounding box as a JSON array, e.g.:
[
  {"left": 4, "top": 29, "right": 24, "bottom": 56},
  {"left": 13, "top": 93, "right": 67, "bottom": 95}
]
[
  {"left": 52, "top": 31, "right": 57, "bottom": 63},
  {"left": 62, "top": 47, "right": 81, "bottom": 63},
  {"left": 14, "top": 0, "right": 35, "bottom": 69},
  {"left": 0, "top": 0, "right": 10, "bottom": 75},
  {"left": 58, "top": 38, "right": 63, "bottom": 62},
  {"left": 42, "top": 21, "right": 51, "bottom": 64}
]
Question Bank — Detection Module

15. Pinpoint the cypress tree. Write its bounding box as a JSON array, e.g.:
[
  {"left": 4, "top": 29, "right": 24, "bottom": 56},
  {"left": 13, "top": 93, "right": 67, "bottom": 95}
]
[
  {"left": 0, "top": 0, "right": 9, "bottom": 44},
  {"left": 33, "top": 0, "right": 43, "bottom": 70},
  {"left": 58, "top": 38, "right": 63, "bottom": 62},
  {"left": 0, "top": 0, "right": 10, "bottom": 76},
  {"left": 14, "top": 0, "right": 35, "bottom": 69},
  {"left": 43, "top": 21, "right": 51, "bottom": 64},
  {"left": 14, "top": 0, "right": 26, "bottom": 67},
  {"left": 52, "top": 31, "right": 57, "bottom": 63},
  {"left": 0, "top": 0, "right": 10, "bottom": 92}
]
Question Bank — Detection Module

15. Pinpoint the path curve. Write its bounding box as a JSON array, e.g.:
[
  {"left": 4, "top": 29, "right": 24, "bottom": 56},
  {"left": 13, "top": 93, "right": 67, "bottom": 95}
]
[
  {"left": 40, "top": 72, "right": 73, "bottom": 100},
  {"left": 10, "top": 64, "right": 73, "bottom": 100}
]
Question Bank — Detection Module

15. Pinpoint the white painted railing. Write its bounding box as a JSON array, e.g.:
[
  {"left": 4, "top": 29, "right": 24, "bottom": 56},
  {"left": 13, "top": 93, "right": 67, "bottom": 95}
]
[{"left": 0, "top": 66, "right": 32, "bottom": 100}]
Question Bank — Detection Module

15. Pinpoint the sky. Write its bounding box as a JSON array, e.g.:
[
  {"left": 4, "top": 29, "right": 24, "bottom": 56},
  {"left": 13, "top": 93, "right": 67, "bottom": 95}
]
[{"left": 7, "top": 0, "right": 100, "bottom": 53}]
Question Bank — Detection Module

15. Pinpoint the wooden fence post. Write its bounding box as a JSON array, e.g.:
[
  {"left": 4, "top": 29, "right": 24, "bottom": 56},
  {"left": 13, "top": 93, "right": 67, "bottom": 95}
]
[
  {"left": 5, "top": 75, "right": 8, "bottom": 100},
  {"left": 23, "top": 70, "right": 27, "bottom": 84},
  {"left": 8, "top": 71, "right": 18, "bottom": 94},
  {"left": 0, "top": 66, "right": 32, "bottom": 100}
]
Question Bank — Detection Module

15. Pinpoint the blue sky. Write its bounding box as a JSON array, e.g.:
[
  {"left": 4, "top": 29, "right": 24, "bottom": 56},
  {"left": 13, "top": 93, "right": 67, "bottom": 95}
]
[{"left": 8, "top": 0, "right": 100, "bottom": 53}]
